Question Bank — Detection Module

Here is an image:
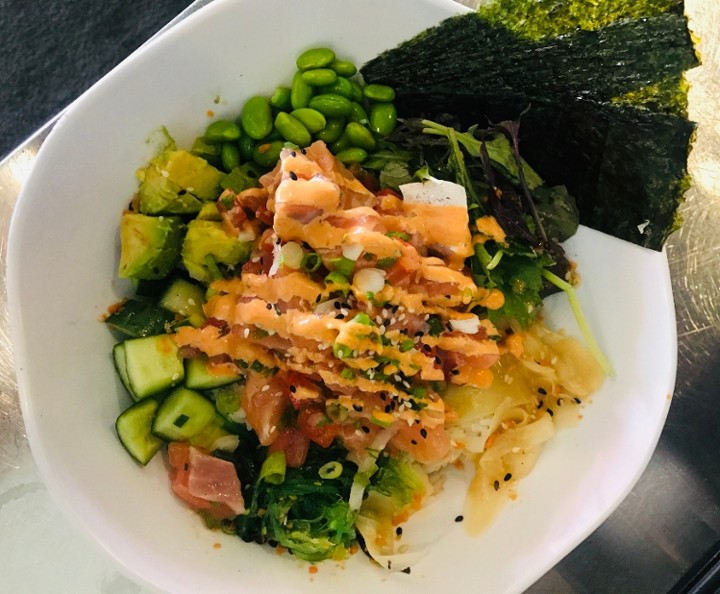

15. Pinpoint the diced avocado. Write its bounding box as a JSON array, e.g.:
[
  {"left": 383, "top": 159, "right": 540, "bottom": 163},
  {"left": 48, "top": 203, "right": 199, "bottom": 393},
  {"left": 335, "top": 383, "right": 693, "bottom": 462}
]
[
  {"left": 196, "top": 201, "right": 223, "bottom": 221},
  {"left": 137, "top": 166, "right": 203, "bottom": 215},
  {"left": 163, "top": 150, "right": 224, "bottom": 200},
  {"left": 118, "top": 213, "right": 184, "bottom": 280},
  {"left": 181, "top": 220, "right": 252, "bottom": 283}
]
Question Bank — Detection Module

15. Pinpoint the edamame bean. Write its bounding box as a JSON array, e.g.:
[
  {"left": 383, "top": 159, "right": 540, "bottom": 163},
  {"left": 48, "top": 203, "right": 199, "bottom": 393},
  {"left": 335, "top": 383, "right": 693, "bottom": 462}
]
[
  {"left": 204, "top": 120, "right": 242, "bottom": 142},
  {"left": 270, "top": 86, "right": 292, "bottom": 111},
  {"left": 318, "top": 76, "right": 354, "bottom": 99},
  {"left": 344, "top": 122, "right": 376, "bottom": 151},
  {"left": 363, "top": 83, "right": 396, "bottom": 103},
  {"left": 350, "top": 80, "right": 364, "bottom": 102},
  {"left": 296, "top": 47, "right": 336, "bottom": 71},
  {"left": 308, "top": 93, "right": 352, "bottom": 118},
  {"left": 369, "top": 102, "right": 397, "bottom": 136},
  {"left": 291, "top": 72, "right": 314, "bottom": 110},
  {"left": 221, "top": 142, "right": 241, "bottom": 171},
  {"left": 290, "top": 108, "right": 326, "bottom": 134},
  {"left": 252, "top": 140, "right": 284, "bottom": 168},
  {"left": 301, "top": 68, "right": 337, "bottom": 87},
  {"left": 314, "top": 117, "right": 345, "bottom": 143},
  {"left": 348, "top": 101, "right": 369, "bottom": 124},
  {"left": 335, "top": 147, "right": 368, "bottom": 164},
  {"left": 275, "top": 112, "right": 312, "bottom": 147},
  {"left": 237, "top": 134, "right": 255, "bottom": 161},
  {"left": 330, "top": 59, "right": 357, "bottom": 77},
  {"left": 241, "top": 96, "right": 273, "bottom": 140},
  {"left": 329, "top": 132, "right": 352, "bottom": 154}
]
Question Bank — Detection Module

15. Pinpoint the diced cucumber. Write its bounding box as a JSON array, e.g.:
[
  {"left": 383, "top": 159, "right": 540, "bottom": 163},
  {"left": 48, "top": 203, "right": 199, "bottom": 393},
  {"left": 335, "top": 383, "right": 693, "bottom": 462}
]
[
  {"left": 112, "top": 343, "right": 137, "bottom": 400},
  {"left": 105, "top": 299, "right": 176, "bottom": 338},
  {"left": 123, "top": 334, "right": 184, "bottom": 399},
  {"left": 185, "top": 356, "right": 242, "bottom": 390},
  {"left": 115, "top": 398, "right": 164, "bottom": 465},
  {"left": 152, "top": 387, "right": 216, "bottom": 441},
  {"left": 159, "top": 277, "right": 206, "bottom": 327}
]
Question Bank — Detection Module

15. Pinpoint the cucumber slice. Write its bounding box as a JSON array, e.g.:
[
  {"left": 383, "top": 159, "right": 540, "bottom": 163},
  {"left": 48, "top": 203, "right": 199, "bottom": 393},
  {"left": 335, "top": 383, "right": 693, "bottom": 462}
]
[
  {"left": 115, "top": 398, "right": 164, "bottom": 465},
  {"left": 112, "top": 343, "right": 137, "bottom": 400},
  {"left": 159, "top": 277, "right": 206, "bottom": 327},
  {"left": 185, "top": 356, "right": 242, "bottom": 390},
  {"left": 105, "top": 299, "right": 175, "bottom": 338},
  {"left": 123, "top": 334, "right": 184, "bottom": 399},
  {"left": 152, "top": 387, "right": 216, "bottom": 441}
]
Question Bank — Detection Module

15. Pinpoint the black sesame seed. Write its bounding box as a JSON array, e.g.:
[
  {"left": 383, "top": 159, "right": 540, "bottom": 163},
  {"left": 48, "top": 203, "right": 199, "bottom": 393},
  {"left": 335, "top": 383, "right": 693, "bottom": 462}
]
[
  {"left": 361, "top": 425, "right": 370, "bottom": 434},
  {"left": 557, "top": 398, "right": 563, "bottom": 406},
  {"left": 538, "top": 387, "right": 547, "bottom": 395},
  {"left": 401, "top": 567, "right": 411, "bottom": 575},
  {"left": 395, "top": 526, "right": 403, "bottom": 536},
  {"left": 352, "top": 404, "right": 363, "bottom": 412},
  {"left": 574, "top": 397, "right": 582, "bottom": 404},
  {"left": 290, "top": 151, "right": 297, "bottom": 157},
  {"left": 422, "top": 344, "right": 432, "bottom": 352},
  {"left": 434, "top": 356, "right": 442, "bottom": 365},
  {"left": 383, "top": 319, "right": 391, "bottom": 327},
  {"left": 504, "top": 473, "right": 512, "bottom": 482},
  {"left": 392, "top": 304, "right": 400, "bottom": 313},
  {"left": 315, "top": 294, "right": 322, "bottom": 303},
  {"left": 335, "top": 314, "right": 345, "bottom": 320},
  {"left": 384, "top": 404, "right": 392, "bottom": 413},
  {"left": 493, "top": 480, "right": 500, "bottom": 491},
  {"left": 301, "top": 148, "right": 307, "bottom": 155},
  {"left": 451, "top": 369, "right": 460, "bottom": 376},
  {"left": 289, "top": 171, "right": 298, "bottom": 180},
  {"left": 537, "top": 400, "right": 544, "bottom": 409},
  {"left": 333, "top": 301, "right": 341, "bottom": 310},
  {"left": 289, "top": 385, "right": 297, "bottom": 393},
  {"left": 455, "top": 515, "right": 464, "bottom": 522},
  {"left": 410, "top": 439, "right": 418, "bottom": 445},
  {"left": 266, "top": 303, "right": 273, "bottom": 310},
  {"left": 547, "top": 408, "right": 554, "bottom": 417},
  {"left": 420, "top": 428, "right": 428, "bottom": 439},
  {"left": 414, "top": 331, "right": 424, "bottom": 337}
]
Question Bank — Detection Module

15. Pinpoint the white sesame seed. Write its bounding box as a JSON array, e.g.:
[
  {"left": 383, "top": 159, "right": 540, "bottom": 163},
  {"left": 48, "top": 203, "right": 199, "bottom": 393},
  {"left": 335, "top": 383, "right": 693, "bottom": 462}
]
[
  {"left": 261, "top": 385, "right": 270, "bottom": 392},
  {"left": 243, "top": 328, "right": 250, "bottom": 338}
]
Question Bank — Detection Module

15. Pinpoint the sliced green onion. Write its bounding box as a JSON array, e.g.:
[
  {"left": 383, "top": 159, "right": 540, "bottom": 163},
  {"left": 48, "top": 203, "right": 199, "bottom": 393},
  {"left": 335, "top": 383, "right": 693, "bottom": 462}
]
[
  {"left": 325, "top": 270, "right": 349, "bottom": 286},
  {"left": 351, "top": 312, "right": 373, "bottom": 326},
  {"left": 333, "top": 343, "right": 353, "bottom": 359},
  {"left": 318, "top": 461, "right": 343, "bottom": 480},
  {"left": 259, "top": 451, "right": 287, "bottom": 485},
  {"left": 301, "top": 252, "right": 322, "bottom": 273},
  {"left": 399, "top": 339, "right": 415, "bottom": 352},
  {"left": 330, "top": 256, "right": 355, "bottom": 278},
  {"left": 486, "top": 249, "right": 504, "bottom": 271},
  {"left": 340, "top": 367, "right": 355, "bottom": 380},
  {"left": 376, "top": 257, "right": 398, "bottom": 270},
  {"left": 541, "top": 269, "right": 614, "bottom": 377}
]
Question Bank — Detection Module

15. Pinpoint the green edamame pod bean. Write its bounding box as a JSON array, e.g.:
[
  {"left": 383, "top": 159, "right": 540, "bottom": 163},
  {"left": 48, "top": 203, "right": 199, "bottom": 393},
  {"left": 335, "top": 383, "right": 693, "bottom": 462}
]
[
  {"left": 335, "top": 147, "right": 368, "bottom": 164},
  {"left": 350, "top": 80, "right": 364, "bottom": 103},
  {"left": 330, "top": 59, "right": 357, "bottom": 77},
  {"left": 274, "top": 112, "right": 312, "bottom": 147},
  {"left": 329, "top": 132, "right": 352, "bottom": 154},
  {"left": 221, "top": 142, "right": 241, "bottom": 171},
  {"left": 290, "top": 108, "right": 326, "bottom": 134},
  {"left": 318, "top": 76, "right": 354, "bottom": 99},
  {"left": 291, "top": 72, "right": 314, "bottom": 110},
  {"left": 363, "top": 84, "right": 396, "bottom": 103},
  {"left": 270, "top": 86, "right": 292, "bottom": 111},
  {"left": 344, "top": 122, "right": 376, "bottom": 151},
  {"left": 308, "top": 93, "right": 352, "bottom": 118},
  {"left": 241, "top": 96, "right": 273, "bottom": 140},
  {"left": 296, "top": 47, "right": 336, "bottom": 71},
  {"left": 315, "top": 117, "right": 345, "bottom": 143},
  {"left": 369, "top": 102, "right": 397, "bottom": 137},
  {"left": 348, "top": 101, "right": 369, "bottom": 124},
  {"left": 204, "top": 120, "right": 242, "bottom": 142},
  {"left": 237, "top": 134, "right": 255, "bottom": 161},
  {"left": 252, "top": 140, "right": 284, "bottom": 168},
  {"left": 301, "top": 68, "right": 337, "bottom": 87}
]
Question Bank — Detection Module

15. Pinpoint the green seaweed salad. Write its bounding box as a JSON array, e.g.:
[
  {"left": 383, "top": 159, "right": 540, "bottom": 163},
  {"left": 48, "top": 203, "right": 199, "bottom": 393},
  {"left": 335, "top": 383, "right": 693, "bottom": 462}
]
[{"left": 107, "top": 0, "right": 697, "bottom": 567}]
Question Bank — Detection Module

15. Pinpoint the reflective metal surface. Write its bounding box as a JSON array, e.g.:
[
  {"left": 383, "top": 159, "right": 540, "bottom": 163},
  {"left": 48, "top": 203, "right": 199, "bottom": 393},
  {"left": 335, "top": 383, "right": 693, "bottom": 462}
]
[{"left": 0, "top": 0, "right": 718, "bottom": 592}]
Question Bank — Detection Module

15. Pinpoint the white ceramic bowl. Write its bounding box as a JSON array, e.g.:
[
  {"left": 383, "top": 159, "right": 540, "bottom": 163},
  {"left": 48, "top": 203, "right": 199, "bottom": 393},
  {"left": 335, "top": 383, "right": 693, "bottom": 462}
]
[{"left": 7, "top": 0, "right": 677, "bottom": 592}]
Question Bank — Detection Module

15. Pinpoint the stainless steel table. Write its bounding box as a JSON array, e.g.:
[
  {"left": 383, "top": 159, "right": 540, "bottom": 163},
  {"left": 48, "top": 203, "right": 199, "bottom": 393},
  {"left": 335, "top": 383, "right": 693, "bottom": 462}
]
[{"left": 1, "top": 1, "right": 718, "bottom": 592}]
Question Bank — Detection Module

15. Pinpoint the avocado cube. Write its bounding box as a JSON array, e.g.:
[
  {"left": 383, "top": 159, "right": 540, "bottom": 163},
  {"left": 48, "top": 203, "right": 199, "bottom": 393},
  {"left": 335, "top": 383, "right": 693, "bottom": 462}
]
[
  {"left": 181, "top": 220, "right": 252, "bottom": 283},
  {"left": 119, "top": 213, "right": 184, "bottom": 280},
  {"left": 163, "top": 150, "right": 224, "bottom": 200},
  {"left": 137, "top": 167, "right": 203, "bottom": 216}
]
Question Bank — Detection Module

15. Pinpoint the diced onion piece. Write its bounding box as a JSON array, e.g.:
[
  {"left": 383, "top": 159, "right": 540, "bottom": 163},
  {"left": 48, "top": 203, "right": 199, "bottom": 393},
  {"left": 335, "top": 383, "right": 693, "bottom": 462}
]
[
  {"left": 399, "top": 179, "right": 467, "bottom": 207},
  {"left": 211, "top": 435, "right": 240, "bottom": 452},
  {"left": 268, "top": 239, "right": 282, "bottom": 277},
  {"left": 449, "top": 314, "right": 481, "bottom": 334},
  {"left": 281, "top": 241, "right": 304, "bottom": 269},
  {"left": 353, "top": 268, "right": 386, "bottom": 295},
  {"left": 342, "top": 241, "right": 363, "bottom": 261}
]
